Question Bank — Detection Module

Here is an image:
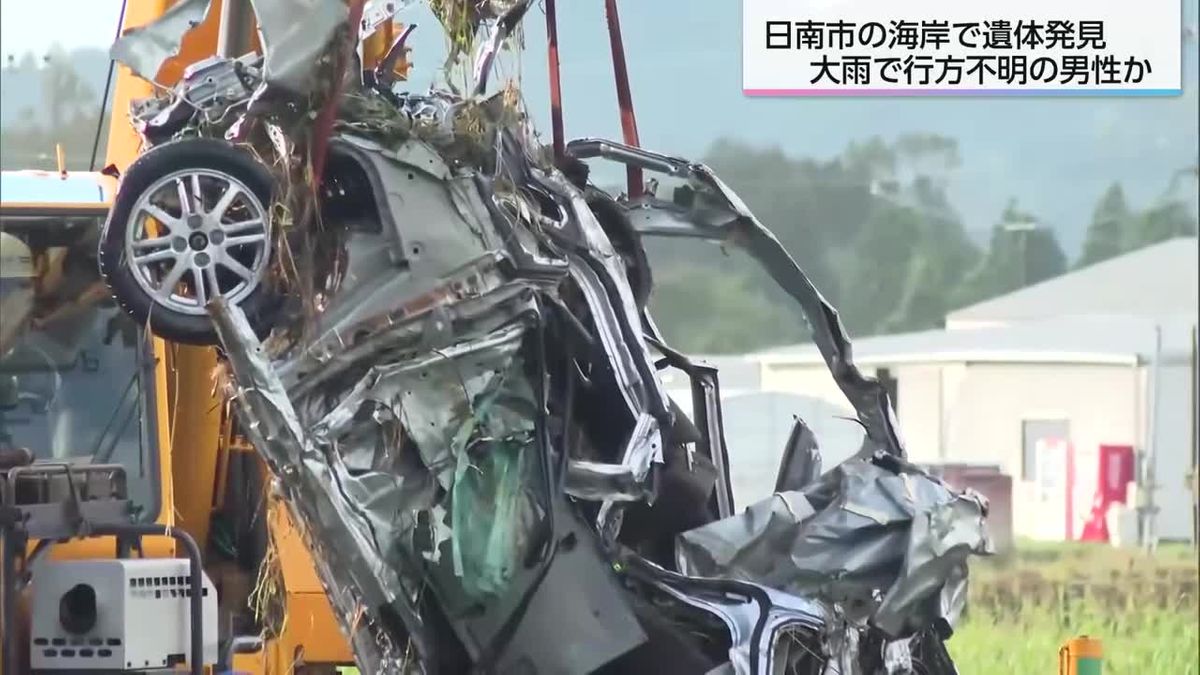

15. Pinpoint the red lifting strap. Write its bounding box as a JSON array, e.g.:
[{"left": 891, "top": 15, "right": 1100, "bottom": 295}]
[
  {"left": 311, "top": 0, "right": 366, "bottom": 185},
  {"left": 603, "top": 0, "right": 643, "bottom": 198},
  {"left": 546, "top": 0, "right": 566, "bottom": 163}
]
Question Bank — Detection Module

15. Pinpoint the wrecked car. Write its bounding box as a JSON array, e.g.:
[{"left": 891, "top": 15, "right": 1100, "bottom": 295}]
[{"left": 98, "top": 1, "right": 991, "bottom": 673}]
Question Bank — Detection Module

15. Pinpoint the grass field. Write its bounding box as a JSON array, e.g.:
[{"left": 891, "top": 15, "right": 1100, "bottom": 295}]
[{"left": 947, "top": 541, "right": 1199, "bottom": 674}]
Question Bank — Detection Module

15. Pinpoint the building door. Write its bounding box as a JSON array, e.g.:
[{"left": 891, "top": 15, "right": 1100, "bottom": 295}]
[
  {"left": 1020, "top": 419, "right": 1072, "bottom": 540},
  {"left": 1021, "top": 419, "right": 1070, "bottom": 481}
]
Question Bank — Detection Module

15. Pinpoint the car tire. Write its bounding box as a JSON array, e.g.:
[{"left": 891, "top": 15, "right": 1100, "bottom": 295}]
[{"left": 99, "top": 138, "right": 281, "bottom": 345}]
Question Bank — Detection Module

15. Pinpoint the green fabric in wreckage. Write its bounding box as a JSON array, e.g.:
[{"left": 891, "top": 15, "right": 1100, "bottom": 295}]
[{"left": 446, "top": 355, "right": 539, "bottom": 602}]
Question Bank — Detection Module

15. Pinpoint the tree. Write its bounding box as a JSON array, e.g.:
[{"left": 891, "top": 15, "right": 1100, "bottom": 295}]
[
  {"left": 1022, "top": 227, "right": 1068, "bottom": 285},
  {"left": 702, "top": 139, "right": 862, "bottom": 290},
  {"left": 1125, "top": 200, "right": 1198, "bottom": 248},
  {"left": 1078, "top": 182, "right": 1131, "bottom": 268},
  {"left": 881, "top": 254, "right": 948, "bottom": 333},
  {"left": 876, "top": 178, "right": 979, "bottom": 333},
  {"left": 951, "top": 200, "right": 1067, "bottom": 309},
  {"left": 40, "top": 45, "right": 94, "bottom": 133},
  {"left": 836, "top": 203, "right": 923, "bottom": 335},
  {"left": 835, "top": 137, "right": 976, "bottom": 336},
  {"left": 647, "top": 250, "right": 806, "bottom": 354}
]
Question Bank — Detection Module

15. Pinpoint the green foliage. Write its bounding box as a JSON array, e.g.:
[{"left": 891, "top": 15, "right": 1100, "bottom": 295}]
[
  {"left": 1078, "top": 183, "right": 1131, "bottom": 269},
  {"left": 837, "top": 203, "right": 924, "bottom": 334},
  {"left": 950, "top": 601, "right": 1198, "bottom": 675},
  {"left": 646, "top": 240, "right": 807, "bottom": 354},
  {"left": 947, "top": 200, "right": 1068, "bottom": 310},
  {"left": 1078, "top": 181, "right": 1198, "bottom": 270},
  {"left": 949, "top": 541, "right": 1199, "bottom": 675},
  {"left": 1127, "top": 200, "right": 1198, "bottom": 248},
  {"left": 646, "top": 133, "right": 993, "bottom": 352}
]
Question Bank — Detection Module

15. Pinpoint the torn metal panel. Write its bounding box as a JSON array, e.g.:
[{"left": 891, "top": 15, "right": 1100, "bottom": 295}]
[
  {"left": 209, "top": 299, "right": 426, "bottom": 672},
  {"left": 249, "top": 0, "right": 351, "bottom": 94},
  {"left": 109, "top": 0, "right": 214, "bottom": 85},
  {"left": 564, "top": 460, "right": 645, "bottom": 502},
  {"left": 594, "top": 411, "right": 662, "bottom": 525},
  {"left": 621, "top": 553, "right": 827, "bottom": 675},
  {"left": 533, "top": 169, "right": 677, "bottom": 533},
  {"left": 313, "top": 321, "right": 529, "bottom": 490},
  {"left": 471, "top": 0, "right": 532, "bottom": 96},
  {"left": 776, "top": 417, "right": 823, "bottom": 492},
  {"left": 676, "top": 457, "right": 991, "bottom": 639},
  {"left": 293, "top": 135, "right": 512, "bottom": 344},
  {"left": 537, "top": 170, "right": 671, "bottom": 419},
  {"left": 567, "top": 138, "right": 908, "bottom": 460},
  {"left": 278, "top": 269, "right": 532, "bottom": 397}
]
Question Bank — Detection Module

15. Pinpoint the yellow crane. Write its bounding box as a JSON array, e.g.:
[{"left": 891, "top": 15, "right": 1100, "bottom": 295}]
[{"left": 0, "top": 1, "right": 410, "bottom": 672}]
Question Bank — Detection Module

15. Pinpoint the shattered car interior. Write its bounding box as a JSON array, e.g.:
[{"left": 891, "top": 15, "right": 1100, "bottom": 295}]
[{"left": 92, "top": 0, "right": 993, "bottom": 672}]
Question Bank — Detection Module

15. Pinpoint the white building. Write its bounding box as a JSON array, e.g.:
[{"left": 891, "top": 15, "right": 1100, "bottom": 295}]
[{"left": 703, "top": 237, "right": 1199, "bottom": 544}]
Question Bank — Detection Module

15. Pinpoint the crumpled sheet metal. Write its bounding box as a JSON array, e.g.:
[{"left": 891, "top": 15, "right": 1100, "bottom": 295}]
[
  {"left": 532, "top": 169, "right": 673, "bottom": 527},
  {"left": 537, "top": 169, "right": 670, "bottom": 422},
  {"left": 624, "top": 554, "right": 827, "bottom": 675},
  {"left": 471, "top": 0, "right": 531, "bottom": 96},
  {"left": 820, "top": 619, "right": 863, "bottom": 675},
  {"left": 209, "top": 298, "right": 423, "bottom": 672},
  {"left": 110, "top": 0, "right": 350, "bottom": 96},
  {"left": 278, "top": 268, "right": 529, "bottom": 397},
  {"left": 676, "top": 458, "right": 991, "bottom": 640},
  {"left": 567, "top": 138, "right": 908, "bottom": 461},
  {"left": 249, "top": 0, "right": 351, "bottom": 93},
  {"left": 109, "top": 0, "right": 214, "bottom": 84},
  {"left": 299, "top": 297, "right": 545, "bottom": 606},
  {"left": 564, "top": 460, "right": 645, "bottom": 502},
  {"left": 776, "top": 416, "right": 822, "bottom": 492},
  {"left": 311, "top": 321, "right": 530, "bottom": 490}
]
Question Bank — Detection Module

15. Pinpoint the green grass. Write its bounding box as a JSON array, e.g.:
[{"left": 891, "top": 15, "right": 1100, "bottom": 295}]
[{"left": 947, "top": 541, "right": 1199, "bottom": 674}]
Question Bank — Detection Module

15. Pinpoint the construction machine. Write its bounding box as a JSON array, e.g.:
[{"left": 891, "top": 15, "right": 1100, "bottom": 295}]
[{"left": 0, "top": 1, "right": 412, "bottom": 672}]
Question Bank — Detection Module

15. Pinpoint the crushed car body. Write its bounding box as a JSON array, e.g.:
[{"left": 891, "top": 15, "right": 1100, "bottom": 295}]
[{"left": 100, "top": 1, "right": 992, "bottom": 673}]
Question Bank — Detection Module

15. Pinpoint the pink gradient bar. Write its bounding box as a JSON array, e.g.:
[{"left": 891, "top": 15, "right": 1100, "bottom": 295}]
[{"left": 743, "top": 88, "right": 1181, "bottom": 97}]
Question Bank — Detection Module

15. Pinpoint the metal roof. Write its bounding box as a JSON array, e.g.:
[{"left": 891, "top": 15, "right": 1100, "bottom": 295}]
[
  {"left": 946, "top": 237, "right": 1198, "bottom": 326},
  {"left": 757, "top": 314, "right": 1198, "bottom": 366}
]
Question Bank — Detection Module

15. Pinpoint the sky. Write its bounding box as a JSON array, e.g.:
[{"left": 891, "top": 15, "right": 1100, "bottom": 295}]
[
  {"left": 0, "top": 1, "right": 125, "bottom": 56},
  {"left": 2, "top": 0, "right": 1197, "bottom": 254}
]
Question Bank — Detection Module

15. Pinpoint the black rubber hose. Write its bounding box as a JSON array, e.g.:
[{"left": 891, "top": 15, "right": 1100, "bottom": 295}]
[{"left": 88, "top": 0, "right": 128, "bottom": 171}]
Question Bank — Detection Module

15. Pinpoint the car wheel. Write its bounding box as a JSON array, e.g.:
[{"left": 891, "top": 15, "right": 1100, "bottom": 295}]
[{"left": 99, "top": 138, "right": 280, "bottom": 345}]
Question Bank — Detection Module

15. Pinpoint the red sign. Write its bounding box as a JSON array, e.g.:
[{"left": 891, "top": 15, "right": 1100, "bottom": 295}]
[
  {"left": 1099, "top": 444, "right": 1135, "bottom": 504},
  {"left": 1080, "top": 444, "right": 1135, "bottom": 542}
]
